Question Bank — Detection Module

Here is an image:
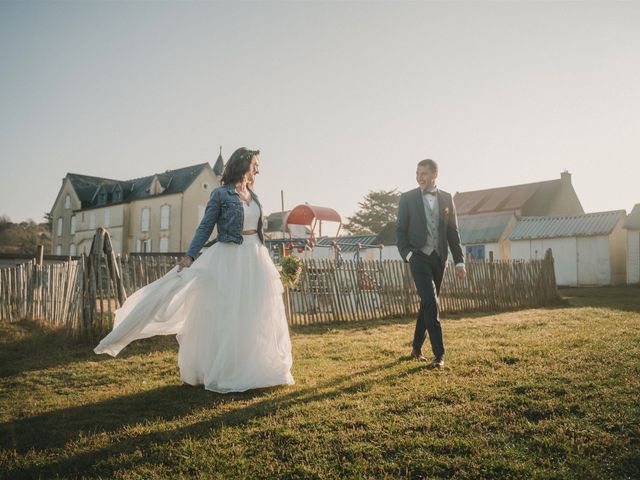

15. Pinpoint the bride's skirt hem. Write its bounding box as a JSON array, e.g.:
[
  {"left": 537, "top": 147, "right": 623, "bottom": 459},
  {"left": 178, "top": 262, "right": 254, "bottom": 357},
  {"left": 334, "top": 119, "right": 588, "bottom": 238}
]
[{"left": 182, "top": 375, "right": 295, "bottom": 394}]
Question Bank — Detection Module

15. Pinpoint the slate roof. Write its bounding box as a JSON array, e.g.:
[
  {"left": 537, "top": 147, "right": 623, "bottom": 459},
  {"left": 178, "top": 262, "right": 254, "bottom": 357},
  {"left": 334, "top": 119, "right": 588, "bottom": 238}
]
[
  {"left": 454, "top": 173, "right": 583, "bottom": 216},
  {"left": 373, "top": 214, "right": 516, "bottom": 247},
  {"left": 66, "top": 174, "right": 122, "bottom": 206},
  {"left": 67, "top": 163, "right": 210, "bottom": 209},
  {"left": 374, "top": 221, "right": 397, "bottom": 246},
  {"left": 264, "top": 211, "right": 289, "bottom": 233},
  {"left": 509, "top": 210, "right": 626, "bottom": 241},
  {"left": 213, "top": 151, "right": 225, "bottom": 176},
  {"left": 458, "top": 212, "right": 516, "bottom": 244},
  {"left": 624, "top": 204, "right": 640, "bottom": 230},
  {"left": 316, "top": 235, "right": 378, "bottom": 253}
]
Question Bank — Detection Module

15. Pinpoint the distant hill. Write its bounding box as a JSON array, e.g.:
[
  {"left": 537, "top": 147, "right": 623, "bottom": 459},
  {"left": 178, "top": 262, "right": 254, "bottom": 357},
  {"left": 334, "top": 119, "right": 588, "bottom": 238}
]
[{"left": 0, "top": 216, "right": 51, "bottom": 254}]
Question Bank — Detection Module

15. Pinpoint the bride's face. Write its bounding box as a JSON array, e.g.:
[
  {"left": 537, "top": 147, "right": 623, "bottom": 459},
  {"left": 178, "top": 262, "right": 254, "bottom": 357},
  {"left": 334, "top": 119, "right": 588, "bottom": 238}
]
[{"left": 246, "top": 155, "right": 260, "bottom": 185}]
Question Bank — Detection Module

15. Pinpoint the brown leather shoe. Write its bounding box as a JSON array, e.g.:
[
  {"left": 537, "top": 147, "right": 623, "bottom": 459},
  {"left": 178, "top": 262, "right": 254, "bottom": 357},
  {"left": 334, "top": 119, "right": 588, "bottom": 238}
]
[
  {"left": 411, "top": 349, "right": 428, "bottom": 362},
  {"left": 429, "top": 355, "right": 445, "bottom": 369}
]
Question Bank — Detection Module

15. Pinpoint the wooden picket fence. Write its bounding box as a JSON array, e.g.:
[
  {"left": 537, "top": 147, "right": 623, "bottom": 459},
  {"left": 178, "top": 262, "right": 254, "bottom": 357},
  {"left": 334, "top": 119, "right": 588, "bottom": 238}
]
[
  {"left": 0, "top": 229, "right": 559, "bottom": 338},
  {"left": 0, "top": 259, "right": 83, "bottom": 327},
  {"left": 283, "top": 250, "right": 558, "bottom": 325}
]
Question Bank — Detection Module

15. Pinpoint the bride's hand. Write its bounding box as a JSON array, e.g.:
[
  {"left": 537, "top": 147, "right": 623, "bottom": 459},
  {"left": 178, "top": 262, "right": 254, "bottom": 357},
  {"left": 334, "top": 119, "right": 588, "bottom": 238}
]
[{"left": 177, "top": 255, "right": 193, "bottom": 272}]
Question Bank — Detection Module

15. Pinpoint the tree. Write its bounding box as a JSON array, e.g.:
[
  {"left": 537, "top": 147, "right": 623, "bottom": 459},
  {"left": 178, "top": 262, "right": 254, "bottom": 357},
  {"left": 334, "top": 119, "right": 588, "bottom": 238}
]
[
  {"left": 43, "top": 212, "right": 53, "bottom": 231},
  {"left": 344, "top": 189, "right": 401, "bottom": 235},
  {"left": 0, "top": 216, "right": 51, "bottom": 254}
]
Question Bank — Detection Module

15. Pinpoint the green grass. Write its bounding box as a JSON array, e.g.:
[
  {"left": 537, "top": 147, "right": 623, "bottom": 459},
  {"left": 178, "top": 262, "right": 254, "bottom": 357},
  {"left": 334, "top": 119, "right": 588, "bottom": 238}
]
[{"left": 1, "top": 287, "right": 639, "bottom": 479}]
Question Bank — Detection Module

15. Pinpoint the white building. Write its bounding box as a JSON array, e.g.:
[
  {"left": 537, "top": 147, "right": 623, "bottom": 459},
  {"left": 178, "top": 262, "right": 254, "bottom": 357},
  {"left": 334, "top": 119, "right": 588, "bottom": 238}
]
[
  {"left": 454, "top": 171, "right": 584, "bottom": 260},
  {"left": 509, "top": 210, "right": 627, "bottom": 286},
  {"left": 624, "top": 204, "right": 640, "bottom": 285}
]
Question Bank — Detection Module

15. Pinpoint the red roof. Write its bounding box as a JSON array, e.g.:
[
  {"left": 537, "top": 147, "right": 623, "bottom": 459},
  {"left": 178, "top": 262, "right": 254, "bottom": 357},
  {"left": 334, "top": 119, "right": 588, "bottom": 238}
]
[{"left": 284, "top": 204, "right": 341, "bottom": 226}]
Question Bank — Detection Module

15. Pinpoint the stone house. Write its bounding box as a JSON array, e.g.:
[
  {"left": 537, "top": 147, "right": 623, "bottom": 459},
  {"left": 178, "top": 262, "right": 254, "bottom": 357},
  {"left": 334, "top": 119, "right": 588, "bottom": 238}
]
[{"left": 50, "top": 157, "right": 224, "bottom": 255}]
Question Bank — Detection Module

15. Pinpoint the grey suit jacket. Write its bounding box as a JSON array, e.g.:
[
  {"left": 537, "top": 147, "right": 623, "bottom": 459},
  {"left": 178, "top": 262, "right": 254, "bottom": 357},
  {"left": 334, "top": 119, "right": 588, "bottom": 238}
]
[{"left": 396, "top": 187, "right": 464, "bottom": 266}]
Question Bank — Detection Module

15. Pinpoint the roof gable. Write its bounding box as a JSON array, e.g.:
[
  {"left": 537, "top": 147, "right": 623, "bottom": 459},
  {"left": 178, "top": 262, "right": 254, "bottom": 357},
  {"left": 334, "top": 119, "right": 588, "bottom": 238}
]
[
  {"left": 624, "top": 204, "right": 640, "bottom": 230},
  {"left": 454, "top": 179, "right": 560, "bottom": 215}
]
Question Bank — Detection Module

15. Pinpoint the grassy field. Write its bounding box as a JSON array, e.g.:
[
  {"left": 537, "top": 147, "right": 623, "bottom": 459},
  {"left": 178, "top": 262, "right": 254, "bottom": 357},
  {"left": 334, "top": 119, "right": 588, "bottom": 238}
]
[{"left": 1, "top": 287, "right": 639, "bottom": 479}]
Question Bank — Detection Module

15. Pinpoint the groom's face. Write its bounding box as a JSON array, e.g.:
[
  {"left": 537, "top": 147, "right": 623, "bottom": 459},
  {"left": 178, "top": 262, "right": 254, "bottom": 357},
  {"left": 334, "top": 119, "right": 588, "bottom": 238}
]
[{"left": 416, "top": 165, "right": 437, "bottom": 191}]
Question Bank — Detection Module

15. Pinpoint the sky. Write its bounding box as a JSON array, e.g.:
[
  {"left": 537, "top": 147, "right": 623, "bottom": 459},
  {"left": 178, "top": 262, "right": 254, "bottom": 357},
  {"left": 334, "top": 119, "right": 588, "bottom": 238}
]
[{"left": 1, "top": 1, "right": 639, "bottom": 227}]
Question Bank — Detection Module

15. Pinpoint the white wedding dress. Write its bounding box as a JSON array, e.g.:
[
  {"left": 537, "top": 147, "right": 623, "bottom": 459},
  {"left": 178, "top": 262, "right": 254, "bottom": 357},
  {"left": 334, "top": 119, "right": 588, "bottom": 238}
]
[{"left": 94, "top": 200, "right": 295, "bottom": 393}]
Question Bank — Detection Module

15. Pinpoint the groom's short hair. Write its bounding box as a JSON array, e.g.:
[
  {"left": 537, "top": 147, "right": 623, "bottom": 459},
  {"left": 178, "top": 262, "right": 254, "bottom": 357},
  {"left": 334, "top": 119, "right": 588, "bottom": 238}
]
[{"left": 417, "top": 159, "right": 438, "bottom": 173}]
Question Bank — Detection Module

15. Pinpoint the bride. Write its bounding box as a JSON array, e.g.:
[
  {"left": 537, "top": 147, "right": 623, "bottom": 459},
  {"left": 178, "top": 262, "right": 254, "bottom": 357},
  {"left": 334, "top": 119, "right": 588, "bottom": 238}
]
[{"left": 94, "top": 147, "right": 295, "bottom": 393}]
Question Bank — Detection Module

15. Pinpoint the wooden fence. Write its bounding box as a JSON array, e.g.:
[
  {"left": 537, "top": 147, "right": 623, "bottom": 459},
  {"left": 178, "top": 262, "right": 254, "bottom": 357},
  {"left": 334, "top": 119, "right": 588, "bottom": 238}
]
[
  {"left": 283, "top": 251, "right": 558, "bottom": 325},
  {"left": 0, "top": 259, "right": 83, "bottom": 327},
  {"left": 0, "top": 229, "right": 559, "bottom": 337}
]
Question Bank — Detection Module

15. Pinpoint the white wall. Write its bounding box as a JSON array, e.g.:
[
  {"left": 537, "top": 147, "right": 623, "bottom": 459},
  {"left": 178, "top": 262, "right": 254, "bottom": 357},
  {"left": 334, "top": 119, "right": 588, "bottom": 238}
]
[
  {"left": 628, "top": 231, "right": 640, "bottom": 284},
  {"left": 511, "top": 238, "right": 578, "bottom": 286},
  {"left": 511, "top": 235, "right": 617, "bottom": 286},
  {"left": 543, "top": 238, "right": 578, "bottom": 286},
  {"left": 485, "top": 242, "right": 500, "bottom": 261},
  {"left": 577, "top": 236, "right": 610, "bottom": 285}
]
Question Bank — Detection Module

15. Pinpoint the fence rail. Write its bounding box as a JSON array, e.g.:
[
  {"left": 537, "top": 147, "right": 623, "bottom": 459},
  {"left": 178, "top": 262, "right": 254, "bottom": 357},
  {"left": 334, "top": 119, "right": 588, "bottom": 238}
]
[{"left": 0, "top": 229, "right": 558, "bottom": 337}]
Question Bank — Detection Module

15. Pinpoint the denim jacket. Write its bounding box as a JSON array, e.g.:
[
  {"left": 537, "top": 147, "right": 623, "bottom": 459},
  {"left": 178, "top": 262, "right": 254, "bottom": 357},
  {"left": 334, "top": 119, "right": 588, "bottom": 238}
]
[{"left": 186, "top": 184, "right": 264, "bottom": 259}]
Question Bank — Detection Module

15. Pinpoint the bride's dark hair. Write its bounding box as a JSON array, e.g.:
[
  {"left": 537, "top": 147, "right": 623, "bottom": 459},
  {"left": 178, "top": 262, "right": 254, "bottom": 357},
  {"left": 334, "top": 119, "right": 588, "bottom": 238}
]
[{"left": 221, "top": 147, "right": 260, "bottom": 185}]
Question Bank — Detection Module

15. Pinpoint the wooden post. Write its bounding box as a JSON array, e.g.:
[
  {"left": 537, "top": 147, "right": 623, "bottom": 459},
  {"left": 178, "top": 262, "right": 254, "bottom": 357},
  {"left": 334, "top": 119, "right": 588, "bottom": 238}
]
[{"left": 36, "top": 245, "right": 44, "bottom": 266}]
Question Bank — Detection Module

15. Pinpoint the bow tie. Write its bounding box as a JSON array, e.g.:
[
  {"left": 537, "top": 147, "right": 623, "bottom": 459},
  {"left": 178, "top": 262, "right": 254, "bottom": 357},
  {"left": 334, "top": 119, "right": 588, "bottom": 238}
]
[{"left": 423, "top": 190, "right": 437, "bottom": 196}]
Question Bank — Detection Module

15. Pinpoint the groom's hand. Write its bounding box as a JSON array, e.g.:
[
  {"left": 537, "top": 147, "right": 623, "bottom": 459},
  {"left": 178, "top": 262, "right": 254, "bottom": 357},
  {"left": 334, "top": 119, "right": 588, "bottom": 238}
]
[
  {"left": 177, "top": 255, "right": 193, "bottom": 272},
  {"left": 456, "top": 264, "right": 467, "bottom": 280}
]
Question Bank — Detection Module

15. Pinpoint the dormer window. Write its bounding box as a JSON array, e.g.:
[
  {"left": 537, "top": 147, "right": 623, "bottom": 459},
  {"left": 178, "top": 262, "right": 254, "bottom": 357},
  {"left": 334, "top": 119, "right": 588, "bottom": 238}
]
[
  {"left": 150, "top": 176, "right": 165, "bottom": 195},
  {"left": 97, "top": 186, "right": 107, "bottom": 206},
  {"left": 113, "top": 185, "right": 123, "bottom": 203}
]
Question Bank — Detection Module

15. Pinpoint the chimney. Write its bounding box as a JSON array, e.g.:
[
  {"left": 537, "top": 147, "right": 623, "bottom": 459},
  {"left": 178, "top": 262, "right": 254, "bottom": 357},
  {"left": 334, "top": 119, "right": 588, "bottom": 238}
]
[{"left": 560, "top": 170, "right": 571, "bottom": 184}]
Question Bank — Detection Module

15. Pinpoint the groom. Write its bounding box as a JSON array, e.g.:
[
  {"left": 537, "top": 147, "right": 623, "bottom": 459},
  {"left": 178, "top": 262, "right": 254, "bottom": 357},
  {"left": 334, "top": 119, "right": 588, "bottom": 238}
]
[{"left": 396, "top": 159, "right": 466, "bottom": 368}]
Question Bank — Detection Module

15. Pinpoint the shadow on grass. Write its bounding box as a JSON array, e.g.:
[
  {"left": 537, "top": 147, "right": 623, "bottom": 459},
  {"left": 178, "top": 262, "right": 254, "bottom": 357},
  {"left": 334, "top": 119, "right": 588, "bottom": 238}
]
[
  {"left": 0, "top": 320, "right": 179, "bottom": 378},
  {"left": 558, "top": 286, "right": 640, "bottom": 314},
  {"left": 290, "top": 314, "right": 415, "bottom": 336},
  {"left": 1, "top": 357, "right": 425, "bottom": 478}
]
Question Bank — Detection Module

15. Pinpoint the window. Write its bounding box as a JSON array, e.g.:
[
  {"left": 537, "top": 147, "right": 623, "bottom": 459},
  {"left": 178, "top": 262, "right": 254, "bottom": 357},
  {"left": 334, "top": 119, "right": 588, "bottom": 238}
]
[
  {"left": 57, "top": 217, "right": 63, "bottom": 236},
  {"left": 104, "top": 208, "right": 110, "bottom": 227},
  {"left": 89, "top": 212, "right": 96, "bottom": 230},
  {"left": 113, "top": 187, "right": 122, "bottom": 203},
  {"left": 160, "top": 205, "right": 170, "bottom": 230},
  {"left": 465, "top": 245, "right": 485, "bottom": 261},
  {"left": 203, "top": 182, "right": 209, "bottom": 191},
  {"left": 69, "top": 244, "right": 76, "bottom": 256},
  {"left": 160, "top": 237, "right": 169, "bottom": 253},
  {"left": 198, "top": 205, "right": 206, "bottom": 223},
  {"left": 56, "top": 244, "right": 62, "bottom": 255},
  {"left": 97, "top": 188, "right": 107, "bottom": 205},
  {"left": 64, "top": 194, "right": 71, "bottom": 209},
  {"left": 137, "top": 239, "right": 152, "bottom": 252},
  {"left": 141, "top": 208, "right": 150, "bottom": 232},
  {"left": 70, "top": 215, "right": 76, "bottom": 235}
]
